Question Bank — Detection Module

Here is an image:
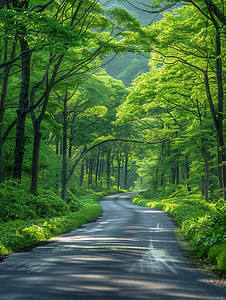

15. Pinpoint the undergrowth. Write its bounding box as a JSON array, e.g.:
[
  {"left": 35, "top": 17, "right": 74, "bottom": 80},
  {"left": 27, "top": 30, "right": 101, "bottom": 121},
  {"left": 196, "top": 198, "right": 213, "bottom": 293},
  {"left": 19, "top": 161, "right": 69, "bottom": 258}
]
[
  {"left": 0, "top": 180, "right": 115, "bottom": 256},
  {"left": 131, "top": 190, "right": 226, "bottom": 273}
]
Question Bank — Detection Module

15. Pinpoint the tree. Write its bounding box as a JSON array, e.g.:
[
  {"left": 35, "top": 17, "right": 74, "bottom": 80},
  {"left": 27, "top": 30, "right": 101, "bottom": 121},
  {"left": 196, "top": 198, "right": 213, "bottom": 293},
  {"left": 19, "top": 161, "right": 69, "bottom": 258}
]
[
  {"left": 0, "top": 0, "right": 143, "bottom": 196},
  {"left": 119, "top": 2, "right": 225, "bottom": 199},
  {"left": 133, "top": 0, "right": 226, "bottom": 199},
  {"left": 116, "top": 36, "right": 219, "bottom": 199}
]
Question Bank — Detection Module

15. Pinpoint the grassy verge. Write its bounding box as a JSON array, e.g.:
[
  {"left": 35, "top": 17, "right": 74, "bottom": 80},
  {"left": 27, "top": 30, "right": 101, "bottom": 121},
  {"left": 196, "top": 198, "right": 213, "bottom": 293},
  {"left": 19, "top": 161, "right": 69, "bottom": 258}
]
[
  {"left": 131, "top": 190, "right": 226, "bottom": 274},
  {"left": 0, "top": 180, "right": 119, "bottom": 256},
  {"left": 0, "top": 201, "right": 102, "bottom": 255}
]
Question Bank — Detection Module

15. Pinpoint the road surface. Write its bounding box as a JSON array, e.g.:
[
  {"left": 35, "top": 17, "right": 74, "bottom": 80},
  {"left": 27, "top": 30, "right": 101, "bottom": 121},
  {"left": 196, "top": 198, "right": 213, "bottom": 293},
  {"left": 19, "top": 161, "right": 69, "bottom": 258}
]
[{"left": 0, "top": 192, "right": 225, "bottom": 299}]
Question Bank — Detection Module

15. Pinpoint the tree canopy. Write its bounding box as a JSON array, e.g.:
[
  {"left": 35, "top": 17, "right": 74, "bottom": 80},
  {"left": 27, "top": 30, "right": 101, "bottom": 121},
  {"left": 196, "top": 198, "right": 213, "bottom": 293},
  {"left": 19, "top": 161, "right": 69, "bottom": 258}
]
[{"left": 0, "top": 0, "right": 225, "bottom": 202}]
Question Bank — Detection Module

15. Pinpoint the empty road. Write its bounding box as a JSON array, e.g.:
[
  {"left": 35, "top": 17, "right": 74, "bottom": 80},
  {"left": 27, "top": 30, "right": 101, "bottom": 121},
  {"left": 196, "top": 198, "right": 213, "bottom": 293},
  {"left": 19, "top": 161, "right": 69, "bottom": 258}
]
[{"left": 0, "top": 192, "right": 225, "bottom": 299}]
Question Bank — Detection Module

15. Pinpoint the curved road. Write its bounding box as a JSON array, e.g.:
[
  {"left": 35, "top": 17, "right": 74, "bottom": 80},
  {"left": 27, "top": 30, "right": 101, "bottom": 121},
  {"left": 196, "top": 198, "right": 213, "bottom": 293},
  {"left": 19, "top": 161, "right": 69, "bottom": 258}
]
[{"left": 0, "top": 192, "right": 225, "bottom": 300}]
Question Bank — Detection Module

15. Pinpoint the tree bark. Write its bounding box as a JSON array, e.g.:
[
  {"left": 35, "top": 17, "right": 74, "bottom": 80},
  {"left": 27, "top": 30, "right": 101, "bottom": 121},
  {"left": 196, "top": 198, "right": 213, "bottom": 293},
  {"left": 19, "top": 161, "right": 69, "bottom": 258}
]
[
  {"left": 117, "top": 160, "right": 121, "bottom": 190},
  {"left": 79, "top": 147, "right": 86, "bottom": 187},
  {"left": 171, "top": 166, "right": 176, "bottom": 185},
  {"left": 203, "top": 62, "right": 225, "bottom": 199},
  {"left": 201, "top": 175, "right": 205, "bottom": 197},
  {"left": 0, "top": 35, "right": 11, "bottom": 182},
  {"left": 30, "top": 121, "right": 42, "bottom": 195},
  {"left": 80, "top": 160, "right": 85, "bottom": 187},
  {"left": 13, "top": 36, "right": 31, "bottom": 181},
  {"left": 124, "top": 149, "right": 128, "bottom": 190},
  {"left": 106, "top": 150, "right": 111, "bottom": 189},
  {"left": 185, "top": 155, "right": 191, "bottom": 193},
  {"left": 68, "top": 136, "right": 72, "bottom": 159},
  {"left": 201, "top": 145, "right": 210, "bottom": 201},
  {"left": 204, "top": 7, "right": 225, "bottom": 199},
  {"left": 95, "top": 150, "right": 100, "bottom": 188},
  {"left": 61, "top": 93, "right": 68, "bottom": 201},
  {"left": 88, "top": 155, "right": 95, "bottom": 189}
]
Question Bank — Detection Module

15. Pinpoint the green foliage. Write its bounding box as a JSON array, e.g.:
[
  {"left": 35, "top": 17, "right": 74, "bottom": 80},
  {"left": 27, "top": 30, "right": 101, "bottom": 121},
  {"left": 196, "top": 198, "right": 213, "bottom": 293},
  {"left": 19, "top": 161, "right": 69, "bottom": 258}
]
[
  {"left": 0, "top": 180, "right": 70, "bottom": 222},
  {"left": 115, "top": 1, "right": 226, "bottom": 198},
  {"left": 0, "top": 181, "right": 123, "bottom": 256},
  {"left": 0, "top": 201, "right": 102, "bottom": 255},
  {"left": 132, "top": 191, "right": 226, "bottom": 271},
  {"left": 0, "top": 186, "right": 105, "bottom": 255},
  {"left": 208, "top": 244, "right": 226, "bottom": 271},
  {"left": 217, "top": 247, "right": 226, "bottom": 271},
  {"left": 65, "top": 190, "right": 83, "bottom": 212}
]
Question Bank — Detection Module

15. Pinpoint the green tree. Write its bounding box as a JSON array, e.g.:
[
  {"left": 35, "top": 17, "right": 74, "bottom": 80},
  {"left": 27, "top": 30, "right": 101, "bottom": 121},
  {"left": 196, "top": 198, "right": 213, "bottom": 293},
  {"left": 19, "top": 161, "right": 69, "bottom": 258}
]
[
  {"left": 0, "top": 0, "right": 143, "bottom": 196},
  {"left": 120, "top": 3, "right": 225, "bottom": 198}
]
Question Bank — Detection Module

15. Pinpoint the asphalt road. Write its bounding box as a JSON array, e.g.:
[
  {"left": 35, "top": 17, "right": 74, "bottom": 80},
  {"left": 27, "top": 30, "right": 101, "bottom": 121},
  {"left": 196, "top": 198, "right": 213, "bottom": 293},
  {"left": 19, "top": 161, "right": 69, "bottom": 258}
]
[{"left": 0, "top": 192, "right": 225, "bottom": 300}]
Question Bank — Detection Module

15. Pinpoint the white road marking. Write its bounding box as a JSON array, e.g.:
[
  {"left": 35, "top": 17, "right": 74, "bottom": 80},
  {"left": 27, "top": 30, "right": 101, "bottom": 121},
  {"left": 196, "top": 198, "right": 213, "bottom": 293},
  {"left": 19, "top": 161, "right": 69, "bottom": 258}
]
[{"left": 131, "top": 223, "right": 178, "bottom": 274}]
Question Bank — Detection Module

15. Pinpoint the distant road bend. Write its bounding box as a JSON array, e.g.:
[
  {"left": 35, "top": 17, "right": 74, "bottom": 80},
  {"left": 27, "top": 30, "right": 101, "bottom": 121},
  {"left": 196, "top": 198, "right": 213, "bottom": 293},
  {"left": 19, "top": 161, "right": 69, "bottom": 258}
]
[{"left": 0, "top": 192, "right": 225, "bottom": 300}]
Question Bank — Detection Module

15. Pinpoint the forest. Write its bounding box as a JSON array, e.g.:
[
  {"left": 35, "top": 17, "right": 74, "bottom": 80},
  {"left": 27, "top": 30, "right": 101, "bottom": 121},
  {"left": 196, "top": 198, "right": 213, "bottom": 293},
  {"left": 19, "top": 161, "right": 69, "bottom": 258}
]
[{"left": 0, "top": 0, "right": 225, "bottom": 273}]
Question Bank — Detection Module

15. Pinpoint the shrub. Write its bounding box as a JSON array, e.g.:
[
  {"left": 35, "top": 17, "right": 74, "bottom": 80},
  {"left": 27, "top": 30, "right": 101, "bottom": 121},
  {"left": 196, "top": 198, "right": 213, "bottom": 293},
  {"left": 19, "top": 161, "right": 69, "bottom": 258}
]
[
  {"left": 217, "top": 246, "right": 226, "bottom": 271},
  {"left": 0, "top": 201, "right": 102, "bottom": 256},
  {"left": 208, "top": 244, "right": 224, "bottom": 264},
  {"left": 0, "top": 181, "right": 70, "bottom": 222},
  {"left": 0, "top": 184, "right": 105, "bottom": 256}
]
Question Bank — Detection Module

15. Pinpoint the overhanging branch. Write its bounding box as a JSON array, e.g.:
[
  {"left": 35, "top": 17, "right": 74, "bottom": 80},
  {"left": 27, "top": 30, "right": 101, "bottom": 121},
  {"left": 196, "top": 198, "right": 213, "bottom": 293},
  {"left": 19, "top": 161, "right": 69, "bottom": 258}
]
[{"left": 66, "top": 137, "right": 167, "bottom": 183}]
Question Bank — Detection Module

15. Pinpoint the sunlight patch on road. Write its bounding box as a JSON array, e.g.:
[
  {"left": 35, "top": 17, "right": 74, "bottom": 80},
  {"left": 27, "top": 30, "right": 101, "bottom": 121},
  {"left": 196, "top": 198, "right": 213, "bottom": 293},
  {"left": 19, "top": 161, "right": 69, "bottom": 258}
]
[
  {"left": 130, "top": 222, "right": 179, "bottom": 274},
  {"left": 130, "top": 240, "right": 179, "bottom": 274}
]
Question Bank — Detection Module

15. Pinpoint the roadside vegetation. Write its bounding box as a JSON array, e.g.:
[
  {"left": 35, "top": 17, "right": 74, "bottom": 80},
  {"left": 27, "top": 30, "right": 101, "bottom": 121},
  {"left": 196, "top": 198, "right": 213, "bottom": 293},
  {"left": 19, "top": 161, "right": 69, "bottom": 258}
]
[
  {"left": 0, "top": 180, "right": 124, "bottom": 256},
  {"left": 131, "top": 189, "right": 226, "bottom": 273}
]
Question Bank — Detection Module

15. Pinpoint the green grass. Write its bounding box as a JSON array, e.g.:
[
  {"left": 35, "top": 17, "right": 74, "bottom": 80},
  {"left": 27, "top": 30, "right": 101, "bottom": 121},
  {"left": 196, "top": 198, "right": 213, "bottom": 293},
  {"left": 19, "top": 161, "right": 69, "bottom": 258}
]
[{"left": 131, "top": 190, "right": 226, "bottom": 272}]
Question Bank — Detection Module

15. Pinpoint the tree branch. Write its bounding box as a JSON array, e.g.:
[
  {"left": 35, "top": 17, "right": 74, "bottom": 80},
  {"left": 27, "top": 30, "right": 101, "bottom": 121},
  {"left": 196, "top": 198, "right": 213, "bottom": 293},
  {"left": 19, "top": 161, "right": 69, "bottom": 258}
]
[
  {"left": 28, "top": 0, "right": 55, "bottom": 13},
  {"left": 66, "top": 137, "right": 167, "bottom": 183}
]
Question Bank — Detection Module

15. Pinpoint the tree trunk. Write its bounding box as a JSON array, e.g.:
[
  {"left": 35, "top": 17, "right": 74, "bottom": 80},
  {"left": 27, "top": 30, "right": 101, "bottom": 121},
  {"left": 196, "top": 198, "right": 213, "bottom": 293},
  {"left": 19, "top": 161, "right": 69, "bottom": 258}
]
[
  {"left": 214, "top": 27, "right": 226, "bottom": 200},
  {"left": 0, "top": 136, "right": 3, "bottom": 183},
  {"left": 185, "top": 155, "right": 191, "bottom": 193},
  {"left": 106, "top": 150, "right": 111, "bottom": 189},
  {"left": 79, "top": 147, "right": 86, "bottom": 187},
  {"left": 117, "top": 160, "right": 121, "bottom": 190},
  {"left": 61, "top": 94, "right": 68, "bottom": 201},
  {"left": 202, "top": 18, "right": 225, "bottom": 199},
  {"left": 160, "top": 172, "right": 165, "bottom": 189},
  {"left": 124, "top": 150, "right": 128, "bottom": 190},
  {"left": 88, "top": 156, "right": 95, "bottom": 189},
  {"left": 0, "top": 37, "right": 9, "bottom": 182},
  {"left": 80, "top": 160, "right": 85, "bottom": 187},
  {"left": 30, "top": 89, "right": 51, "bottom": 195},
  {"left": 86, "top": 158, "right": 89, "bottom": 175},
  {"left": 95, "top": 150, "right": 100, "bottom": 188},
  {"left": 13, "top": 36, "right": 31, "bottom": 181},
  {"left": 201, "top": 145, "right": 210, "bottom": 201},
  {"left": 0, "top": 31, "right": 18, "bottom": 182},
  {"left": 175, "top": 149, "right": 180, "bottom": 185},
  {"left": 99, "top": 156, "right": 104, "bottom": 188},
  {"left": 60, "top": 141, "right": 63, "bottom": 155},
  {"left": 171, "top": 167, "right": 176, "bottom": 185},
  {"left": 176, "top": 163, "right": 180, "bottom": 185},
  {"left": 68, "top": 136, "right": 72, "bottom": 159},
  {"left": 30, "top": 121, "right": 42, "bottom": 195},
  {"left": 201, "top": 176, "right": 205, "bottom": 197},
  {"left": 100, "top": 159, "right": 103, "bottom": 188}
]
